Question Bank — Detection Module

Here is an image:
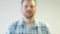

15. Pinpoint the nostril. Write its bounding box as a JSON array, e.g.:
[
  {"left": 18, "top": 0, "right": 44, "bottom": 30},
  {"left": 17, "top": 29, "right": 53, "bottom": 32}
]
[{"left": 26, "top": 7, "right": 32, "bottom": 11}]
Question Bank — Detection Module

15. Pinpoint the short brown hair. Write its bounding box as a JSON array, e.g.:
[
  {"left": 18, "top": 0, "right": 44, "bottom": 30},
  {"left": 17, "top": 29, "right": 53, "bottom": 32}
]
[{"left": 21, "top": 0, "right": 37, "bottom": 5}]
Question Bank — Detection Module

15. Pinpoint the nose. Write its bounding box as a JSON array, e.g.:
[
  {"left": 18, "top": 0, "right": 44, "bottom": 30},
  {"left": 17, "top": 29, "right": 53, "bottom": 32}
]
[{"left": 26, "top": 6, "right": 31, "bottom": 11}]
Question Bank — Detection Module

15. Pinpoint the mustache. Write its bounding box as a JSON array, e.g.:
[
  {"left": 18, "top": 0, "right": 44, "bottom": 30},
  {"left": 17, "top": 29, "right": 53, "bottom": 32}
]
[{"left": 26, "top": 11, "right": 32, "bottom": 13}]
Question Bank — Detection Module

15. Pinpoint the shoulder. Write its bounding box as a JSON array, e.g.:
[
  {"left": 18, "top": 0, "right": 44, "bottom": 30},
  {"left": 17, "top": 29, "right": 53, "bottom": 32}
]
[
  {"left": 6, "top": 19, "right": 22, "bottom": 33},
  {"left": 35, "top": 18, "right": 50, "bottom": 28},
  {"left": 35, "top": 19, "right": 50, "bottom": 34},
  {"left": 8, "top": 19, "right": 22, "bottom": 30},
  {"left": 35, "top": 19, "right": 45, "bottom": 26}
]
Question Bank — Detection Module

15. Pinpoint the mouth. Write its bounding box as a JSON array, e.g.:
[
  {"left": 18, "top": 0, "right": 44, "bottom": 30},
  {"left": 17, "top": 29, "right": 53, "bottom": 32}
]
[
  {"left": 26, "top": 11, "right": 32, "bottom": 15},
  {"left": 26, "top": 11, "right": 32, "bottom": 13}
]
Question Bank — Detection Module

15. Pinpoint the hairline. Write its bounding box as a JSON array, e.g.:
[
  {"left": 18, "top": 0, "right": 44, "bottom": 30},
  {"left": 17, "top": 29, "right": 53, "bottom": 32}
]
[{"left": 21, "top": 0, "right": 37, "bottom": 5}]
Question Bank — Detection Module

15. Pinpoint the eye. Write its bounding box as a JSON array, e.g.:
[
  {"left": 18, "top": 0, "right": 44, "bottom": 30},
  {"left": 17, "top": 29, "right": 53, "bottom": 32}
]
[
  {"left": 30, "top": 5, "right": 34, "bottom": 8},
  {"left": 25, "top": 5, "right": 28, "bottom": 8}
]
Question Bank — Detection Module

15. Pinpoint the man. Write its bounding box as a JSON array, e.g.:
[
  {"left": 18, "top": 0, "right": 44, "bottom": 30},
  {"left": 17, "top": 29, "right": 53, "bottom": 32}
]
[{"left": 7, "top": 0, "right": 50, "bottom": 34}]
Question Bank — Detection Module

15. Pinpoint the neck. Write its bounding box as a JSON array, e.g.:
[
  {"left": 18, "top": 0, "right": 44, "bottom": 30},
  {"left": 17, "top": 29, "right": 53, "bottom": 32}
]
[{"left": 23, "top": 17, "right": 34, "bottom": 25}]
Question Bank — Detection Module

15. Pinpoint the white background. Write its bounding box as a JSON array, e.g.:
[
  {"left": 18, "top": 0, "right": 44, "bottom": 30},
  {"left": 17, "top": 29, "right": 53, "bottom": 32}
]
[{"left": 0, "top": 0, "right": 60, "bottom": 34}]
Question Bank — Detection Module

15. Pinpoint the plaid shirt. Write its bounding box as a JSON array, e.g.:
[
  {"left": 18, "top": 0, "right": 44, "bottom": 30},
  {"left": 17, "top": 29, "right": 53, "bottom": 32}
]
[{"left": 7, "top": 19, "right": 50, "bottom": 34}]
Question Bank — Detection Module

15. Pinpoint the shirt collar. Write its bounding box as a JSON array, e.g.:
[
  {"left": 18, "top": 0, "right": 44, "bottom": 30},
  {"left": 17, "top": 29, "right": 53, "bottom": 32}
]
[{"left": 18, "top": 18, "right": 40, "bottom": 28}]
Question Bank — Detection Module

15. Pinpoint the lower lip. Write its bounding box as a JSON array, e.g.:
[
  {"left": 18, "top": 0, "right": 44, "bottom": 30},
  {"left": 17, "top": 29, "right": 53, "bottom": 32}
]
[{"left": 27, "top": 12, "right": 32, "bottom": 14}]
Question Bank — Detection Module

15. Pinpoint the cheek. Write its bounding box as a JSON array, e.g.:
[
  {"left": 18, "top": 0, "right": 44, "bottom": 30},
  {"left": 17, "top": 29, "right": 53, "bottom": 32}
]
[
  {"left": 22, "top": 8, "right": 26, "bottom": 13},
  {"left": 32, "top": 8, "right": 36, "bottom": 12}
]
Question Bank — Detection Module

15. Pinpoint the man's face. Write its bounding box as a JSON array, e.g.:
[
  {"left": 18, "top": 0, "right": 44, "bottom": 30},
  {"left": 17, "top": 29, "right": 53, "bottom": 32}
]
[{"left": 22, "top": 0, "right": 36, "bottom": 18}]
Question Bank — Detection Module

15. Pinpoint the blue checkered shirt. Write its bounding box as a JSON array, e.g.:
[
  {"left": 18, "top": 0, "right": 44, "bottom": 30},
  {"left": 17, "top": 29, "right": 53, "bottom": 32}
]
[{"left": 6, "top": 19, "right": 50, "bottom": 34}]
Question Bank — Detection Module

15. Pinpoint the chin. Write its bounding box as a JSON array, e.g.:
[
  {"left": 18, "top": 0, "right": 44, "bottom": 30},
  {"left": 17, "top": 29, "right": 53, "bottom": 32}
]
[
  {"left": 24, "top": 14, "right": 34, "bottom": 18},
  {"left": 26, "top": 15, "right": 34, "bottom": 18}
]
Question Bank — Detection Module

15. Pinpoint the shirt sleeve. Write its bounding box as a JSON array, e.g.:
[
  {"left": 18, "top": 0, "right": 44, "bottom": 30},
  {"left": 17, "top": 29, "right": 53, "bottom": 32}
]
[
  {"left": 6, "top": 23, "right": 16, "bottom": 34},
  {"left": 41, "top": 24, "right": 51, "bottom": 34}
]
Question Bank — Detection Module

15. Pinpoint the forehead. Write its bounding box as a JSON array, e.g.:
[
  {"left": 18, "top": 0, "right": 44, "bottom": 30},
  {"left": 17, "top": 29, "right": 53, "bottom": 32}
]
[{"left": 22, "top": 0, "right": 35, "bottom": 6}]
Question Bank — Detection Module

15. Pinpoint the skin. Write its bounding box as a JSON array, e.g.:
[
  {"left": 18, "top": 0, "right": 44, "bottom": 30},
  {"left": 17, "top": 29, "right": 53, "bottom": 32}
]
[{"left": 21, "top": 0, "right": 36, "bottom": 25}]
